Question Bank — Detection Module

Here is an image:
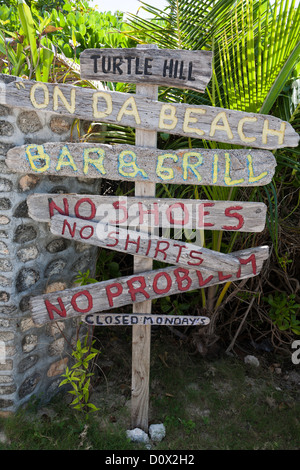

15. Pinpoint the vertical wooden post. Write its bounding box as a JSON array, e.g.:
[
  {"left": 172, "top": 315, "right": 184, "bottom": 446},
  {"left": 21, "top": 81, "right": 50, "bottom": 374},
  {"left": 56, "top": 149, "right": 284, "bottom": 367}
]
[{"left": 131, "top": 44, "right": 158, "bottom": 432}]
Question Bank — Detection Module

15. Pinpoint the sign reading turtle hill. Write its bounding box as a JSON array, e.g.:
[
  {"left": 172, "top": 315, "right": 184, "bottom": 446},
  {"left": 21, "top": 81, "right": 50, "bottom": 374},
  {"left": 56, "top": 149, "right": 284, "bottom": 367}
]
[
  {"left": 80, "top": 48, "right": 213, "bottom": 92},
  {"left": 5, "top": 43, "right": 299, "bottom": 432}
]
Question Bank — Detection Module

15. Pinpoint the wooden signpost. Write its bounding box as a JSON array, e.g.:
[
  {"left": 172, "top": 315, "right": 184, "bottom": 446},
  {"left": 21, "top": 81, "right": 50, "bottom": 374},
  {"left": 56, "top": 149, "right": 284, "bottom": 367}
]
[
  {"left": 27, "top": 193, "right": 267, "bottom": 233},
  {"left": 6, "top": 143, "right": 277, "bottom": 187},
  {"left": 6, "top": 43, "right": 298, "bottom": 433}
]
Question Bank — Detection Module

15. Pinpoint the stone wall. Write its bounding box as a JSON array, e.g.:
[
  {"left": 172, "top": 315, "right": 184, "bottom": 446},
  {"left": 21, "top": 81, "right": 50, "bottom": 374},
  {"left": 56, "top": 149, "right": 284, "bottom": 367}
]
[{"left": 0, "top": 75, "right": 100, "bottom": 415}]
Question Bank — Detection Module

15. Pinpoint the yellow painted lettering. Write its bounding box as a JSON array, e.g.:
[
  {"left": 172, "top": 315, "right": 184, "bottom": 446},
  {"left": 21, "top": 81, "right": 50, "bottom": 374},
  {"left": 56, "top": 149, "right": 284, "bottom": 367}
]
[
  {"left": 118, "top": 150, "right": 148, "bottom": 179},
  {"left": 183, "top": 108, "right": 205, "bottom": 136},
  {"left": 83, "top": 148, "right": 106, "bottom": 175},
  {"left": 117, "top": 96, "right": 141, "bottom": 124},
  {"left": 55, "top": 146, "right": 77, "bottom": 172},
  {"left": 92, "top": 92, "right": 113, "bottom": 119},
  {"left": 30, "top": 83, "right": 49, "bottom": 109},
  {"left": 182, "top": 152, "right": 203, "bottom": 181},
  {"left": 158, "top": 104, "right": 178, "bottom": 130},
  {"left": 237, "top": 117, "right": 257, "bottom": 143},
  {"left": 25, "top": 144, "right": 50, "bottom": 173},
  {"left": 262, "top": 119, "right": 286, "bottom": 145},
  {"left": 156, "top": 153, "right": 178, "bottom": 180},
  {"left": 53, "top": 86, "right": 76, "bottom": 114},
  {"left": 224, "top": 153, "right": 244, "bottom": 185},
  {"left": 210, "top": 111, "right": 233, "bottom": 140},
  {"left": 247, "top": 154, "right": 268, "bottom": 183}
]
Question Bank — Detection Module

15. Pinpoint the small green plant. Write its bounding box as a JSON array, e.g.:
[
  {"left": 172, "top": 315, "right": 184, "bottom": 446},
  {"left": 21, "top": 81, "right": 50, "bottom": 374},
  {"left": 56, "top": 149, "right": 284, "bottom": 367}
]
[
  {"left": 264, "top": 292, "right": 300, "bottom": 335},
  {"left": 59, "top": 336, "right": 100, "bottom": 414}
]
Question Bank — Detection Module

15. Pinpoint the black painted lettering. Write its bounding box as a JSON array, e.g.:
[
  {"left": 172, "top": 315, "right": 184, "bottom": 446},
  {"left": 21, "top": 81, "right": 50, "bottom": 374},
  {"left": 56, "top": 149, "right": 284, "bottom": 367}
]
[
  {"left": 173, "top": 60, "right": 179, "bottom": 78},
  {"left": 135, "top": 57, "right": 143, "bottom": 75},
  {"left": 102, "top": 56, "right": 111, "bottom": 74},
  {"left": 179, "top": 61, "right": 186, "bottom": 80},
  {"left": 144, "top": 58, "right": 153, "bottom": 75},
  {"left": 188, "top": 61, "right": 196, "bottom": 81},
  {"left": 125, "top": 56, "right": 135, "bottom": 74},
  {"left": 163, "top": 59, "right": 173, "bottom": 78},
  {"left": 113, "top": 57, "right": 124, "bottom": 74}
]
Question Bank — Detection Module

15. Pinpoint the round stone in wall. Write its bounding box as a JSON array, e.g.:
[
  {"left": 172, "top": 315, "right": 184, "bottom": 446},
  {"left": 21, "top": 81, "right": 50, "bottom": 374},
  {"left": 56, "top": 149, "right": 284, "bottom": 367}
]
[
  {"left": 0, "top": 121, "right": 14, "bottom": 137},
  {"left": 46, "top": 238, "right": 70, "bottom": 253},
  {"left": 44, "top": 259, "right": 66, "bottom": 277},
  {"left": 49, "top": 116, "right": 72, "bottom": 134},
  {"left": 13, "top": 225, "right": 37, "bottom": 244},
  {"left": 18, "top": 373, "right": 41, "bottom": 399},
  {"left": 17, "top": 111, "right": 42, "bottom": 134},
  {"left": 16, "top": 268, "right": 40, "bottom": 293},
  {"left": 17, "top": 245, "right": 39, "bottom": 262}
]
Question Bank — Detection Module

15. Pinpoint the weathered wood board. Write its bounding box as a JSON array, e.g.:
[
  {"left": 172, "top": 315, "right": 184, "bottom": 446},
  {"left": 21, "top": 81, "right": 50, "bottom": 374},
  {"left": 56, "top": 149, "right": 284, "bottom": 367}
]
[
  {"left": 80, "top": 48, "right": 213, "bottom": 92},
  {"left": 83, "top": 313, "right": 210, "bottom": 326},
  {"left": 30, "top": 245, "right": 269, "bottom": 325},
  {"left": 0, "top": 78, "right": 298, "bottom": 149},
  {"left": 6, "top": 142, "right": 277, "bottom": 187},
  {"left": 27, "top": 193, "right": 267, "bottom": 233},
  {"left": 50, "top": 215, "right": 241, "bottom": 273}
]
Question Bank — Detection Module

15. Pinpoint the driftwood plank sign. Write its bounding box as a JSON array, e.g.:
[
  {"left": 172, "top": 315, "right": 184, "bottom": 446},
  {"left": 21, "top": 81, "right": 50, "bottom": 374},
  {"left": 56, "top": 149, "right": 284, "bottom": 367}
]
[
  {"left": 50, "top": 214, "right": 241, "bottom": 273},
  {"left": 83, "top": 313, "right": 210, "bottom": 326},
  {"left": 27, "top": 194, "right": 267, "bottom": 233},
  {"left": 80, "top": 48, "right": 213, "bottom": 92},
  {"left": 30, "top": 245, "right": 269, "bottom": 326},
  {"left": 6, "top": 143, "right": 277, "bottom": 187},
  {"left": 0, "top": 77, "right": 298, "bottom": 149}
]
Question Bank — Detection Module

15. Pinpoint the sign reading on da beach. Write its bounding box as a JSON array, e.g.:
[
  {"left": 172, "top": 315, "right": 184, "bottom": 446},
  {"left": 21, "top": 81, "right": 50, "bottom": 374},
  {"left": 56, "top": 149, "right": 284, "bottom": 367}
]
[
  {"left": 6, "top": 143, "right": 277, "bottom": 187},
  {"left": 80, "top": 48, "right": 213, "bottom": 92}
]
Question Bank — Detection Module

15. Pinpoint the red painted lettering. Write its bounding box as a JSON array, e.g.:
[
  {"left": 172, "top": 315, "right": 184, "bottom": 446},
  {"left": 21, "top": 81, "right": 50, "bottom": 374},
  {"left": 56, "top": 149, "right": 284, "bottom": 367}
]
[
  {"left": 106, "top": 282, "right": 123, "bottom": 307},
  {"left": 74, "top": 198, "right": 96, "bottom": 220},
  {"left": 166, "top": 203, "right": 189, "bottom": 225},
  {"left": 126, "top": 275, "right": 150, "bottom": 302},
  {"left": 153, "top": 271, "right": 172, "bottom": 294},
  {"left": 187, "top": 250, "right": 204, "bottom": 266},
  {"left": 218, "top": 272, "right": 232, "bottom": 281},
  {"left": 79, "top": 225, "right": 94, "bottom": 239},
  {"left": 49, "top": 197, "right": 69, "bottom": 218},
  {"left": 106, "top": 230, "right": 119, "bottom": 247},
  {"left": 154, "top": 240, "right": 170, "bottom": 260},
  {"left": 198, "top": 202, "right": 214, "bottom": 228},
  {"left": 237, "top": 254, "right": 257, "bottom": 278},
  {"left": 174, "top": 268, "right": 192, "bottom": 291},
  {"left": 125, "top": 233, "right": 141, "bottom": 253},
  {"left": 71, "top": 290, "right": 93, "bottom": 313},
  {"left": 62, "top": 219, "right": 76, "bottom": 238},
  {"left": 45, "top": 297, "right": 67, "bottom": 320},
  {"left": 222, "top": 206, "right": 244, "bottom": 231},
  {"left": 145, "top": 239, "right": 152, "bottom": 256}
]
